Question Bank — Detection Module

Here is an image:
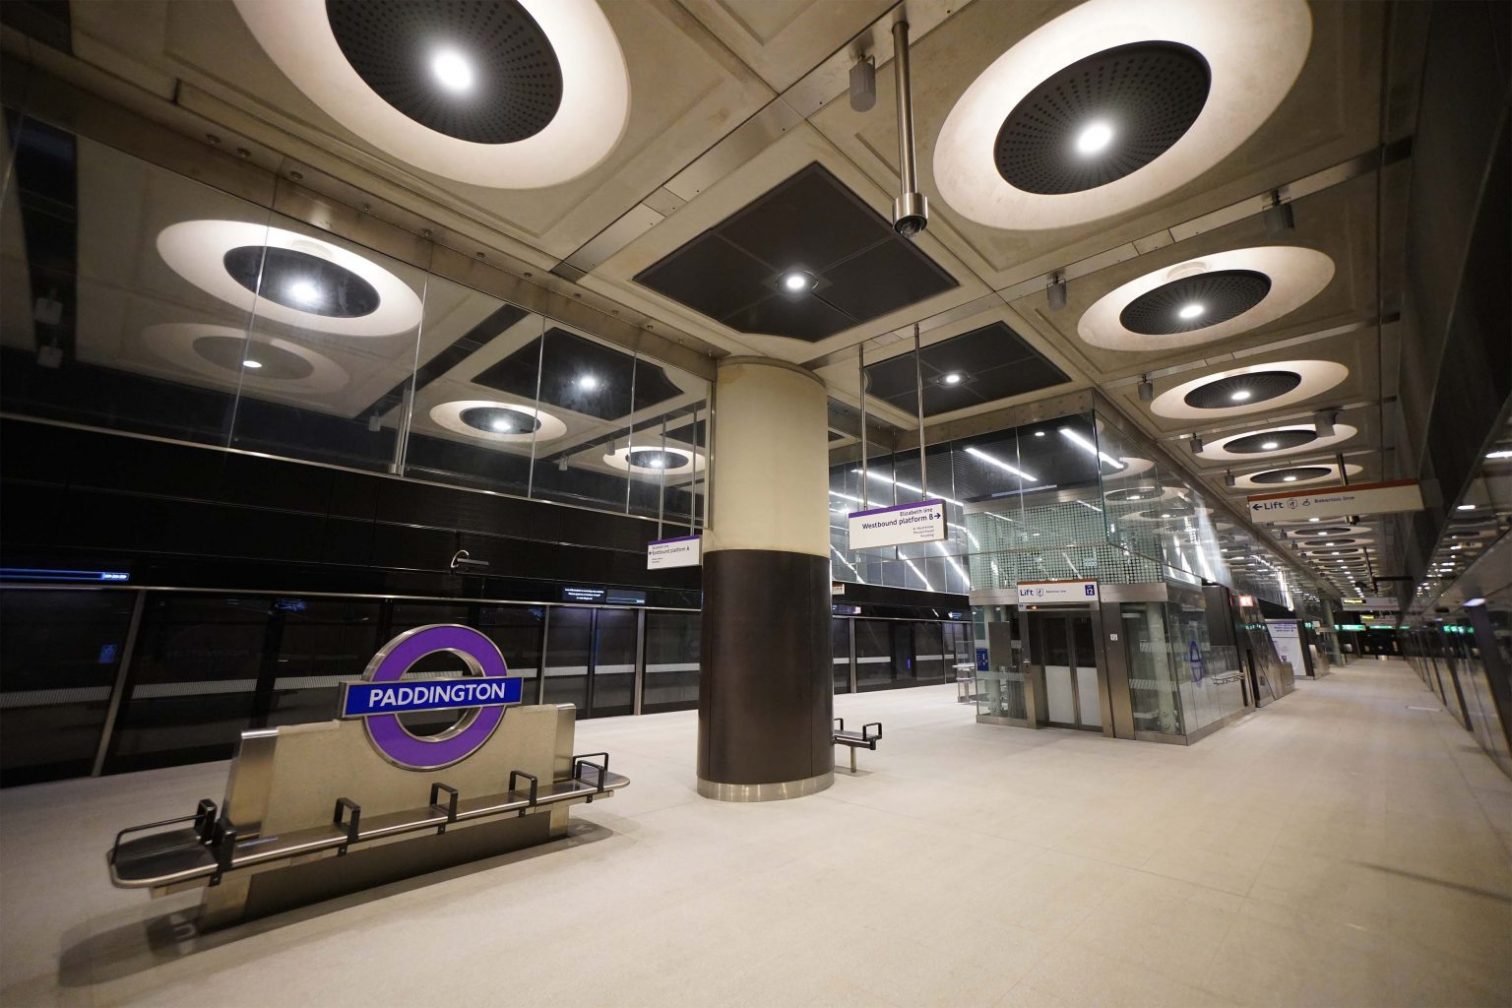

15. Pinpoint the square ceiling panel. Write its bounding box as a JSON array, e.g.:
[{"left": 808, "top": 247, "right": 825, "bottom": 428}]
[
  {"left": 634, "top": 163, "right": 958, "bottom": 343},
  {"left": 865, "top": 322, "right": 1070, "bottom": 416},
  {"left": 472, "top": 327, "right": 683, "bottom": 421}
]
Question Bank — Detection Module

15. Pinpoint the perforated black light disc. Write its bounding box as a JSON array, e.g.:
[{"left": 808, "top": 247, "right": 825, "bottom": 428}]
[
  {"left": 223, "top": 246, "right": 381, "bottom": 318},
  {"left": 1183, "top": 370, "right": 1302, "bottom": 409},
  {"left": 995, "top": 42, "right": 1210, "bottom": 195},
  {"left": 1120, "top": 270, "right": 1271, "bottom": 334},
  {"left": 460, "top": 406, "right": 541, "bottom": 434},
  {"left": 194, "top": 336, "right": 314, "bottom": 380},
  {"left": 1251, "top": 466, "right": 1331, "bottom": 484},
  {"left": 628, "top": 450, "right": 685, "bottom": 470},
  {"left": 326, "top": 0, "right": 562, "bottom": 144},
  {"left": 1223, "top": 429, "right": 1317, "bottom": 454}
]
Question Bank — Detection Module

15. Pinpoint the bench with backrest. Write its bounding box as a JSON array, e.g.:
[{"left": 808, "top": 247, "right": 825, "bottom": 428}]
[
  {"left": 106, "top": 704, "right": 627, "bottom": 930},
  {"left": 832, "top": 717, "right": 883, "bottom": 773}
]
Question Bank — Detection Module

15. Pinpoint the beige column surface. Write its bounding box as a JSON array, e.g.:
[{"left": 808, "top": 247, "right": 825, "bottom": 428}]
[{"left": 704, "top": 358, "right": 830, "bottom": 559}]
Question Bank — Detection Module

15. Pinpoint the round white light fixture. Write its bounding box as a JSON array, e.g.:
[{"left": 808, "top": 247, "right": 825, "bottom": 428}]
[
  {"left": 1034, "top": 430, "right": 1046, "bottom": 437},
  {"left": 1202, "top": 423, "right": 1359, "bottom": 463},
  {"left": 1456, "top": 503, "right": 1476, "bottom": 511},
  {"left": 1230, "top": 389, "right": 1253, "bottom": 402},
  {"left": 1233, "top": 462, "right": 1363, "bottom": 491},
  {"left": 156, "top": 220, "right": 424, "bottom": 337},
  {"left": 430, "top": 400, "right": 567, "bottom": 444},
  {"left": 233, "top": 0, "right": 629, "bottom": 189},
  {"left": 1074, "top": 121, "right": 1115, "bottom": 156},
  {"left": 142, "top": 323, "right": 348, "bottom": 394},
  {"left": 1150, "top": 359, "right": 1349, "bottom": 421},
  {"left": 1282, "top": 475, "right": 1298, "bottom": 482},
  {"left": 1077, "top": 247, "right": 1335, "bottom": 351},
  {"left": 933, "top": 0, "right": 1312, "bottom": 230},
  {"left": 430, "top": 49, "right": 474, "bottom": 93},
  {"left": 603, "top": 444, "right": 705, "bottom": 477},
  {"left": 943, "top": 372, "right": 964, "bottom": 386},
  {"left": 576, "top": 374, "right": 600, "bottom": 392}
]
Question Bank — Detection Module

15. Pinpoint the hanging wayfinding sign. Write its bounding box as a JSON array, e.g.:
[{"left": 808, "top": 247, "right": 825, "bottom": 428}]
[
  {"left": 1247, "top": 479, "right": 1423, "bottom": 523},
  {"left": 647, "top": 534, "right": 701, "bottom": 569},
  {"left": 338, "top": 624, "right": 524, "bottom": 770},
  {"left": 848, "top": 499, "right": 947, "bottom": 550},
  {"left": 1016, "top": 579, "right": 1099, "bottom": 604}
]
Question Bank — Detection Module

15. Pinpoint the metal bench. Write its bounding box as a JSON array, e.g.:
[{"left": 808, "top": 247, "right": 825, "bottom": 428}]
[
  {"left": 832, "top": 718, "right": 883, "bottom": 773},
  {"left": 104, "top": 704, "right": 628, "bottom": 930}
]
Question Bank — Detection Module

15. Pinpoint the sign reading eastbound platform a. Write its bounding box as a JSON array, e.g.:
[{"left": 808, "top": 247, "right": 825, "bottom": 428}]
[
  {"left": 1016, "top": 579, "right": 1099, "bottom": 604},
  {"left": 1246, "top": 479, "right": 1423, "bottom": 523},
  {"left": 647, "top": 535, "right": 701, "bottom": 570},
  {"left": 848, "top": 499, "right": 947, "bottom": 550}
]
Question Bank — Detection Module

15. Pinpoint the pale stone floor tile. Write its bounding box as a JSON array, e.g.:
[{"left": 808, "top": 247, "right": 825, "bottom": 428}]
[{"left": 3, "top": 661, "right": 1511, "bottom": 1007}]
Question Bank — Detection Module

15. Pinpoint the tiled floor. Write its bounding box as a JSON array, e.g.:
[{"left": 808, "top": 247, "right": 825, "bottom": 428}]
[{"left": 2, "top": 658, "right": 1509, "bottom": 1007}]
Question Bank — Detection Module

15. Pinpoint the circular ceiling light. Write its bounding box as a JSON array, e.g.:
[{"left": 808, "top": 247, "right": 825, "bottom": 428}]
[
  {"left": 1236, "top": 462, "right": 1362, "bottom": 489},
  {"left": 459, "top": 405, "right": 543, "bottom": 436},
  {"left": 158, "top": 221, "right": 423, "bottom": 336},
  {"left": 222, "top": 246, "right": 382, "bottom": 319},
  {"left": 234, "top": 0, "right": 629, "bottom": 189},
  {"left": 934, "top": 0, "right": 1311, "bottom": 230},
  {"left": 1204, "top": 423, "right": 1357, "bottom": 461},
  {"left": 576, "top": 374, "right": 601, "bottom": 392},
  {"left": 430, "top": 400, "right": 566, "bottom": 444},
  {"left": 326, "top": 1, "right": 564, "bottom": 143},
  {"left": 942, "top": 372, "right": 964, "bottom": 386},
  {"left": 1150, "top": 360, "right": 1347, "bottom": 420},
  {"left": 994, "top": 42, "right": 1209, "bottom": 195},
  {"left": 603, "top": 444, "right": 705, "bottom": 477},
  {"left": 142, "top": 323, "right": 348, "bottom": 394},
  {"left": 1080, "top": 248, "right": 1334, "bottom": 351}
]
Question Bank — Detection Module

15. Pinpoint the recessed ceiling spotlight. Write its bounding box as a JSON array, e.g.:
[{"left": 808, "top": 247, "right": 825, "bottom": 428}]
[
  {"left": 287, "top": 279, "right": 322, "bottom": 306},
  {"left": 576, "top": 375, "right": 600, "bottom": 392},
  {"left": 942, "top": 372, "right": 964, "bottom": 386},
  {"left": 243, "top": 359, "right": 263, "bottom": 369},
  {"left": 782, "top": 270, "right": 815, "bottom": 293},
  {"left": 1034, "top": 430, "right": 1046, "bottom": 437},
  {"left": 1074, "top": 120, "right": 1115, "bottom": 156},
  {"left": 1229, "top": 388, "right": 1253, "bottom": 402},
  {"left": 1177, "top": 302, "right": 1205, "bottom": 320},
  {"left": 1308, "top": 517, "right": 1320, "bottom": 522},
  {"left": 1282, "top": 475, "right": 1298, "bottom": 482},
  {"left": 1261, "top": 441, "right": 1279, "bottom": 450},
  {"left": 1456, "top": 503, "right": 1475, "bottom": 511},
  {"left": 430, "top": 48, "right": 474, "bottom": 93}
]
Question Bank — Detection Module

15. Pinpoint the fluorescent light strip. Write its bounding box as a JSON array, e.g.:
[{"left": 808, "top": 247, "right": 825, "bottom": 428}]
[
  {"left": 852, "top": 469, "right": 966, "bottom": 508},
  {"left": 1058, "top": 427, "right": 1126, "bottom": 470},
  {"left": 904, "top": 558, "right": 935, "bottom": 592},
  {"left": 962, "top": 447, "right": 1038, "bottom": 483}
]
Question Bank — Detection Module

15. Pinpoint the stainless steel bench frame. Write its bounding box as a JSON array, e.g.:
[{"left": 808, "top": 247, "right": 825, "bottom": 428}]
[{"left": 832, "top": 718, "right": 883, "bottom": 773}]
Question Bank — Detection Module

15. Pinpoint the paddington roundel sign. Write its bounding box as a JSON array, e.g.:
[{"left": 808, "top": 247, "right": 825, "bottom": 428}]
[{"left": 338, "top": 624, "right": 524, "bottom": 770}]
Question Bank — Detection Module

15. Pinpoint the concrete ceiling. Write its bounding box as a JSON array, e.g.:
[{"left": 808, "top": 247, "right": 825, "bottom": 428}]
[{"left": 0, "top": 0, "right": 1434, "bottom": 599}]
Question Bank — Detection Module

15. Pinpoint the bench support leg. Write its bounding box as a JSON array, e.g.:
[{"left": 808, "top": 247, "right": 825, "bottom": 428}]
[
  {"left": 197, "top": 875, "right": 251, "bottom": 932},
  {"left": 849, "top": 748, "right": 857, "bottom": 774}
]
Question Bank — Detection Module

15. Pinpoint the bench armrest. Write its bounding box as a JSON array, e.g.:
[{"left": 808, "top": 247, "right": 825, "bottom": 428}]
[
  {"left": 508, "top": 770, "right": 539, "bottom": 806},
  {"left": 863, "top": 722, "right": 883, "bottom": 741},
  {"left": 572, "top": 752, "right": 611, "bottom": 793}
]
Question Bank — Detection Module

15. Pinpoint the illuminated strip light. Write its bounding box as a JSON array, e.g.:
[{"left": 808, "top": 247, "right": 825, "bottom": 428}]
[
  {"left": 962, "top": 447, "right": 1037, "bottom": 483},
  {"left": 831, "top": 546, "right": 865, "bottom": 583},
  {"left": 852, "top": 469, "right": 966, "bottom": 508},
  {"left": 904, "top": 558, "right": 935, "bottom": 592},
  {"left": 934, "top": 541, "right": 969, "bottom": 583},
  {"left": 1074, "top": 499, "right": 1104, "bottom": 513},
  {"left": 0, "top": 568, "right": 130, "bottom": 583},
  {"left": 1058, "top": 427, "right": 1126, "bottom": 470}
]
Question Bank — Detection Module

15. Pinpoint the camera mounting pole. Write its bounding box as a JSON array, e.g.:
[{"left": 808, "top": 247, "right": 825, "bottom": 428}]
[{"left": 891, "top": 17, "right": 928, "bottom": 238}]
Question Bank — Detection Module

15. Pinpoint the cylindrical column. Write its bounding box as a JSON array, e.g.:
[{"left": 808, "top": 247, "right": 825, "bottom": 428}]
[{"left": 698, "top": 358, "right": 833, "bottom": 801}]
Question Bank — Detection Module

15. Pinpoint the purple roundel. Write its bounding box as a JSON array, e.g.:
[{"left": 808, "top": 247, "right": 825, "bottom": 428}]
[{"left": 362, "top": 624, "right": 510, "bottom": 770}]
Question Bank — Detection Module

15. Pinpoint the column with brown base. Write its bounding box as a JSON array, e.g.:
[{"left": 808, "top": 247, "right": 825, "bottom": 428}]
[{"left": 697, "top": 358, "right": 833, "bottom": 801}]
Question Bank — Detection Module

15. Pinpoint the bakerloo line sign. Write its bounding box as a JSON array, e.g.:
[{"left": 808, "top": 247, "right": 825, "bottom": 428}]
[{"left": 107, "top": 624, "right": 629, "bottom": 929}]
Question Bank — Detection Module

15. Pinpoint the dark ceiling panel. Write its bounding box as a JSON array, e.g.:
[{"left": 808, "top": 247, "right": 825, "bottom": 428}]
[
  {"left": 634, "top": 163, "right": 958, "bottom": 343},
  {"left": 472, "top": 327, "right": 683, "bottom": 420},
  {"left": 360, "top": 303, "right": 527, "bottom": 419},
  {"left": 864, "top": 322, "right": 1070, "bottom": 416}
]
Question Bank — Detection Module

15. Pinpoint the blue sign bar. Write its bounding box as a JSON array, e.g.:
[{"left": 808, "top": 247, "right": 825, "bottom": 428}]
[
  {"left": 340, "top": 677, "right": 523, "bottom": 719},
  {"left": 0, "top": 568, "right": 130, "bottom": 583}
]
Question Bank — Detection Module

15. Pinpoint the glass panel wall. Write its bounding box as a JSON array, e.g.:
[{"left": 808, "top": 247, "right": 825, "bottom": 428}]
[
  {"left": 0, "top": 113, "right": 710, "bottom": 532},
  {"left": 590, "top": 609, "right": 637, "bottom": 718},
  {"left": 542, "top": 607, "right": 593, "bottom": 713},
  {"left": 643, "top": 612, "right": 699, "bottom": 713},
  {"left": 831, "top": 617, "right": 852, "bottom": 694},
  {"left": 0, "top": 589, "right": 136, "bottom": 785},
  {"left": 854, "top": 619, "right": 896, "bottom": 691}
]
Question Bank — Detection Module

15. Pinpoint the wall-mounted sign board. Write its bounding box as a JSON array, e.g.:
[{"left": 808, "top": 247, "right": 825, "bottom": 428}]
[
  {"left": 1247, "top": 479, "right": 1423, "bottom": 523},
  {"left": 647, "top": 535, "right": 700, "bottom": 569},
  {"left": 1016, "top": 579, "right": 1099, "bottom": 605},
  {"left": 1342, "top": 596, "right": 1400, "bottom": 610},
  {"left": 848, "top": 499, "right": 946, "bottom": 550}
]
